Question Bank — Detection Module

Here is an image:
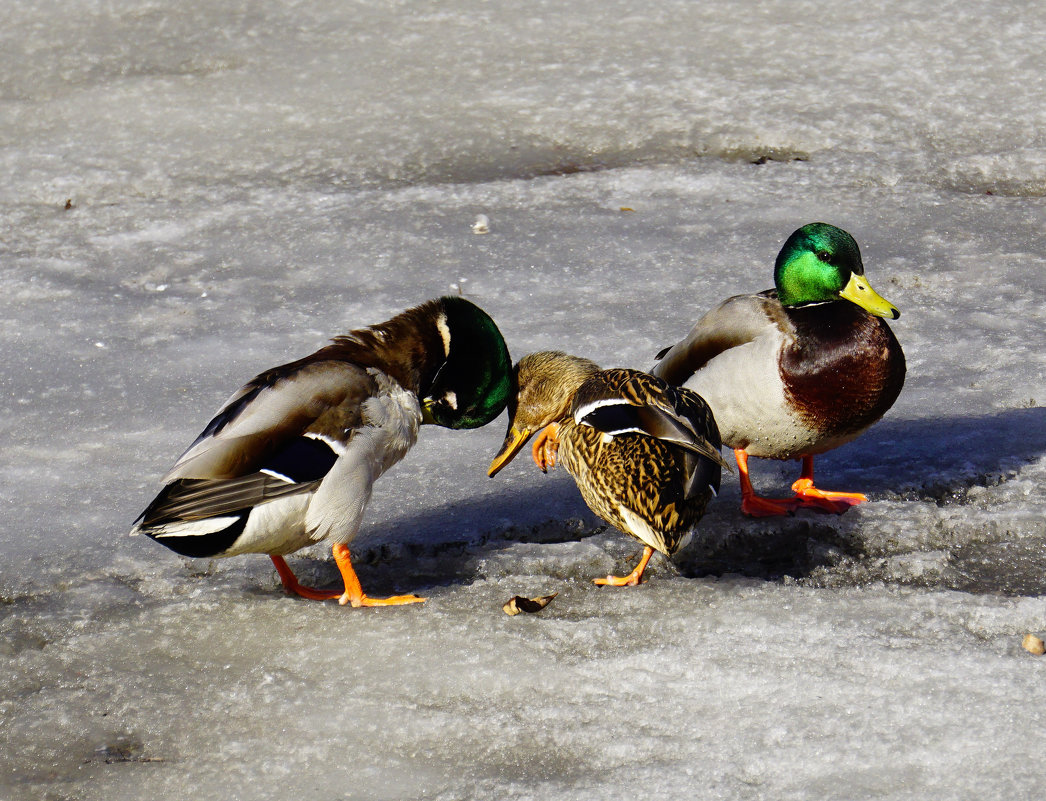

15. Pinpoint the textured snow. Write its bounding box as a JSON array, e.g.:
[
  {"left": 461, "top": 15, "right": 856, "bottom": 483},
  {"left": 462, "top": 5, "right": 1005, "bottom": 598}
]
[{"left": 2, "top": 1, "right": 1046, "bottom": 799}]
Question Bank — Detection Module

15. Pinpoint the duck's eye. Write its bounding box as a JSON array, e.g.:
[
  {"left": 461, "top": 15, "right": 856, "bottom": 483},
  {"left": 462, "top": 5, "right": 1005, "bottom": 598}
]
[{"left": 816, "top": 250, "right": 833, "bottom": 263}]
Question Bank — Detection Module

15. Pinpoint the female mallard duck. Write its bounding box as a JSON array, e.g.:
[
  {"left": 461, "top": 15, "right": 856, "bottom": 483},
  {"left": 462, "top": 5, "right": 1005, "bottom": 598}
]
[
  {"left": 131, "top": 296, "right": 512, "bottom": 607},
  {"left": 488, "top": 351, "right": 729, "bottom": 586},
  {"left": 652, "top": 222, "right": 906, "bottom": 517}
]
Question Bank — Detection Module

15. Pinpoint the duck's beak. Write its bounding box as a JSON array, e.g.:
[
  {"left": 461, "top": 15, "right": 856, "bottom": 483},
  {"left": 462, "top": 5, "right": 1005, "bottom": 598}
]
[
  {"left": 488, "top": 426, "right": 532, "bottom": 477},
  {"left": 421, "top": 399, "right": 437, "bottom": 425},
  {"left": 840, "top": 273, "right": 900, "bottom": 319}
]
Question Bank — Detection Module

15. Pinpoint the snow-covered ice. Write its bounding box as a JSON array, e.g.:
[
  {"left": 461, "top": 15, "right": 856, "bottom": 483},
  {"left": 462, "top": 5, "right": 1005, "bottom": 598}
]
[{"left": 2, "top": 1, "right": 1046, "bottom": 799}]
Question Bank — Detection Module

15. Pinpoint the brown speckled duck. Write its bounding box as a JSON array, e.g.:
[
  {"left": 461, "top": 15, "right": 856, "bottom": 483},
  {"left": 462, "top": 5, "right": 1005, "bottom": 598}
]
[
  {"left": 652, "top": 223, "right": 906, "bottom": 517},
  {"left": 132, "top": 297, "right": 512, "bottom": 607},
  {"left": 488, "top": 351, "right": 728, "bottom": 586}
]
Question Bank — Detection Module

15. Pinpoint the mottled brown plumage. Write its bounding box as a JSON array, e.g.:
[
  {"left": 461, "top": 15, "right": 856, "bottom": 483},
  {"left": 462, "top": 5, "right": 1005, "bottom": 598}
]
[{"left": 489, "top": 351, "right": 727, "bottom": 586}]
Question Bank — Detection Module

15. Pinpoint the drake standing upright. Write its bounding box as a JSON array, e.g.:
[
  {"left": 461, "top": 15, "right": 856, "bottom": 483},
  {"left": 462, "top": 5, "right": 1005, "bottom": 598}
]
[{"left": 653, "top": 223, "right": 905, "bottom": 517}]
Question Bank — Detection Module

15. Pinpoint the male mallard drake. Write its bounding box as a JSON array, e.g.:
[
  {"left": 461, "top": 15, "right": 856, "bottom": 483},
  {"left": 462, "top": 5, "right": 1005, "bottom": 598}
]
[
  {"left": 652, "top": 223, "right": 905, "bottom": 517},
  {"left": 488, "top": 351, "right": 728, "bottom": 586},
  {"left": 132, "top": 296, "right": 512, "bottom": 607}
]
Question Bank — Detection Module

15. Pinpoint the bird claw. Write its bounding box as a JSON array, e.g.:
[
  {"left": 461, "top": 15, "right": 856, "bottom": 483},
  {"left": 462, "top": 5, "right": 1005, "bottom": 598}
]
[
  {"left": 341, "top": 592, "right": 426, "bottom": 607},
  {"left": 592, "top": 546, "right": 654, "bottom": 586},
  {"left": 593, "top": 574, "right": 641, "bottom": 587},
  {"left": 790, "top": 478, "right": 867, "bottom": 514},
  {"left": 530, "top": 424, "right": 560, "bottom": 473}
]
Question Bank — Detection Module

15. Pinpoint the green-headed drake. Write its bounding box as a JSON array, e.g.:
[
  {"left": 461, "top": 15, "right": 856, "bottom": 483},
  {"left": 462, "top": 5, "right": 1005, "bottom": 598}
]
[
  {"left": 653, "top": 223, "right": 905, "bottom": 517},
  {"left": 132, "top": 297, "right": 512, "bottom": 607},
  {"left": 489, "top": 351, "right": 728, "bottom": 586}
]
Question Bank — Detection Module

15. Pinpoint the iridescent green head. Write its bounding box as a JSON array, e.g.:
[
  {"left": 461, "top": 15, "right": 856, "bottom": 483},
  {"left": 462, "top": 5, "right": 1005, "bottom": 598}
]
[
  {"left": 774, "top": 223, "right": 899, "bottom": 319},
  {"left": 421, "top": 296, "right": 513, "bottom": 429}
]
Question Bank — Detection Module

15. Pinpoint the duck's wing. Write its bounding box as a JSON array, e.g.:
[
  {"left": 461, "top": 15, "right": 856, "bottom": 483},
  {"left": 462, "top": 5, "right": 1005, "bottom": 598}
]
[
  {"left": 134, "top": 361, "right": 377, "bottom": 531},
  {"left": 651, "top": 292, "right": 786, "bottom": 385},
  {"left": 572, "top": 370, "right": 731, "bottom": 475},
  {"left": 165, "top": 360, "right": 377, "bottom": 482},
  {"left": 133, "top": 474, "right": 324, "bottom": 534}
]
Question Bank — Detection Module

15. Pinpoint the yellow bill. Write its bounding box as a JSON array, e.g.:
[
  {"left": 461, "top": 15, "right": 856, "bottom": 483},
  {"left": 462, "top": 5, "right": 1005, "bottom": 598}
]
[
  {"left": 488, "top": 426, "right": 532, "bottom": 477},
  {"left": 840, "top": 273, "right": 900, "bottom": 319}
]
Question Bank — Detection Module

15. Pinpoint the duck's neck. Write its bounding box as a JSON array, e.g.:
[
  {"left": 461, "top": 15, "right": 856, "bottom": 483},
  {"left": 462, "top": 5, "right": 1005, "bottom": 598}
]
[
  {"left": 319, "top": 304, "right": 448, "bottom": 395},
  {"left": 784, "top": 300, "right": 878, "bottom": 355},
  {"left": 542, "top": 357, "right": 600, "bottom": 423}
]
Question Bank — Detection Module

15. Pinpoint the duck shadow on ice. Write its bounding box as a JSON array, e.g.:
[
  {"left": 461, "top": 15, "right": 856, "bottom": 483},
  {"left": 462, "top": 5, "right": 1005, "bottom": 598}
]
[
  {"left": 797, "top": 406, "right": 1046, "bottom": 504},
  {"left": 264, "top": 407, "right": 1046, "bottom": 599},
  {"left": 263, "top": 475, "right": 598, "bottom": 598},
  {"left": 682, "top": 406, "right": 1046, "bottom": 594}
]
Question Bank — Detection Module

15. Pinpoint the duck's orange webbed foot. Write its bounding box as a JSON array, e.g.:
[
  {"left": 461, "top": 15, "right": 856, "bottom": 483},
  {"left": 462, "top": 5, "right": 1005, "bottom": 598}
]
[
  {"left": 270, "top": 549, "right": 425, "bottom": 607},
  {"left": 343, "top": 594, "right": 426, "bottom": 607},
  {"left": 789, "top": 456, "right": 866, "bottom": 515},
  {"left": 791, "top": 478, "right": 867, "bottom": 514},
  {"left": 530, "top": 423, "right": 560, "bottom": 473},
  {"left": 593, "top": 546, "right": 654, "bottom": 587},
  {"left": 332, "top": 544, "right": 425, "bottom": 607}
]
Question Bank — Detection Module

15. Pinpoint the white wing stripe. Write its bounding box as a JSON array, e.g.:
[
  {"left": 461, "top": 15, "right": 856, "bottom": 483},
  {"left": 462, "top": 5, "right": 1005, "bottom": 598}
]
[
  {"left": 152, "top": 516, "right": 242, "bottom": 538},
  {"left": 573, "top": 396, "right": 630, "bottom": 424},
  {"left": 260, "top": 468, "right": 296, "bottom": 483},
  {"left": 303, "top": 431, "right": 348, "bottom": 456}
]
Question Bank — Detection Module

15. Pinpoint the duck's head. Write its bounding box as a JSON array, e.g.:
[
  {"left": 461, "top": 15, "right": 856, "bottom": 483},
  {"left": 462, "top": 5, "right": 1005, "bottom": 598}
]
[
  {"left": 420, "top": 296, "right": 513, "bottom": 430},
  {"left": 488, "top": 351, "right": 599, "bottom": 476},
  {"left": 774, "top": 223, "right": 899, "bottom": 319}
]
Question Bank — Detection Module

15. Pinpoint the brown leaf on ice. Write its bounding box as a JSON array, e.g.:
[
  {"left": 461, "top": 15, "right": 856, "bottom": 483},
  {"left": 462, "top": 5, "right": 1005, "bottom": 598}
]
[{"left": 502, "top": 593, "right": 558, "bottom": 616}]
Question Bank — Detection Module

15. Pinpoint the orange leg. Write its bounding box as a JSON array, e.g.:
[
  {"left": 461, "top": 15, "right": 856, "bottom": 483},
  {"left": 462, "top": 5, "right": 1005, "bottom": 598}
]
[
  {"left": 270, "top": 547, "right": 425, "bottom": 607},
  {"left": 594, "top": 545, "right": 655, "bottom": 587},
  {"left": 530, "top": 423, "right": 560, "bottom": 473},
  {"left": 735, "top": 449, "right": 800, "bottom": 517},
  {"left": 271, "top": 555, "right": 342, "bottom": 600},
  {"left": 790, "top": 455, "right": 867, "bottom": 514},
  {"left": 331, "top": 543, "right": 425, "bottom": 607}
]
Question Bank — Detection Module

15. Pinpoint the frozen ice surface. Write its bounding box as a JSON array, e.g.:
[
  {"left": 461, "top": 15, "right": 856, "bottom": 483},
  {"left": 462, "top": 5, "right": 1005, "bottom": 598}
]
[{"left": 2, "top": 1, "right": 1046, "bottom": 799}]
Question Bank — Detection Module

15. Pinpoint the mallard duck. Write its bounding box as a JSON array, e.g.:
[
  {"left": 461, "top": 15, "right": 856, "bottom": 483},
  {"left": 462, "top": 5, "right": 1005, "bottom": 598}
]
[
  {"left": 488, "top": 351, "right": 729, "bottom": 586},
  {"left": 131, "top": 296, "right": 512, "bottom": 607},
  {"left": 652, "top": 222, "right": 906, "bottom": 517}
]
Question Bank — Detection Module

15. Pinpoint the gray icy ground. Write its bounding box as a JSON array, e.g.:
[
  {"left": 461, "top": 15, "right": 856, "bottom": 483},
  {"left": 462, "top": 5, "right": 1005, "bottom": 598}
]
[{"left": 2, "top": 1, "right": 1046, "bottom": 799}]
